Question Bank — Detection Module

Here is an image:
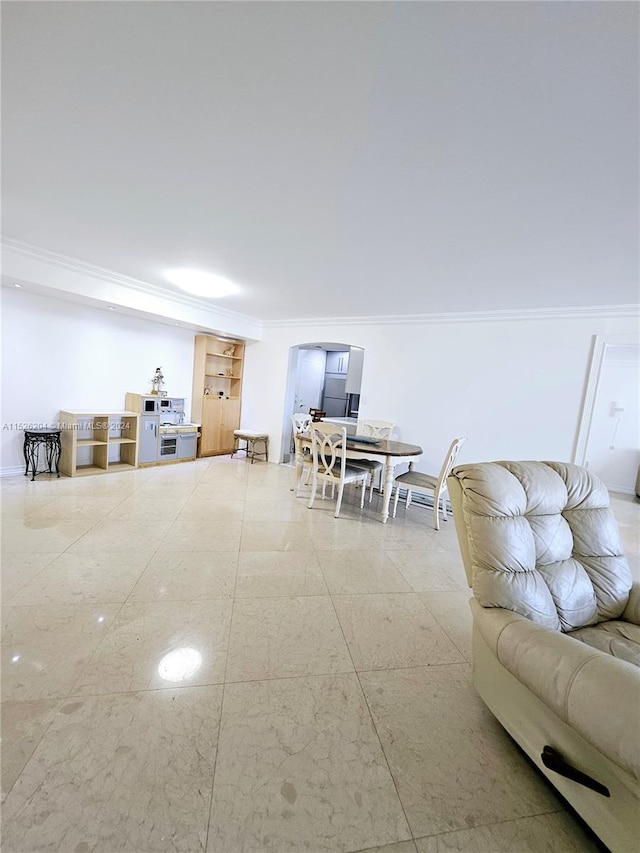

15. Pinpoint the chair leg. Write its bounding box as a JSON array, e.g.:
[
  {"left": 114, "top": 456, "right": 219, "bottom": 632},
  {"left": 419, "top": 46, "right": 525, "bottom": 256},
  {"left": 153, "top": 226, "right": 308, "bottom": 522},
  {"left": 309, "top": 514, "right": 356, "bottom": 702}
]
[
  {"left": 308, "top": 475, "right": 318, "bottom": 510},
  {"left": 433, "top": 487, "right": 443, "bottom": 530},
  {"left": 392, "top": 485, "right": 400, "bottom": 517},
  {"left": 440, "top": 490, "right": 449, "bottom": 523},
  {"left": 360, "top": 479, "right": 366, "bottom": 508},
  {"left": 335, "top": 482, "right": 346, "bottom": 518},
  {"left": 368, "top": 472, "right": 374, "bottom": 503},
  {"left": 406, "top": 489, "right": 412, "bottom": 510}
]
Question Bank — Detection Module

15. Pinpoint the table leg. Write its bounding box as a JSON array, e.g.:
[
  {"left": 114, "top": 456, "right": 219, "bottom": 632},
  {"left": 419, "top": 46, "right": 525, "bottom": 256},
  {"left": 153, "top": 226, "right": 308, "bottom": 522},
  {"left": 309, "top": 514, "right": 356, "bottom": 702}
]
[
  {"left": 25, "top": 439, "right": 39, "bottom": 481},
  {"left": 381, "top": 457, "right": 395, "bottom": 523},
  {"left": 291, "top": 437, "right": 304, "bottom": 495}
]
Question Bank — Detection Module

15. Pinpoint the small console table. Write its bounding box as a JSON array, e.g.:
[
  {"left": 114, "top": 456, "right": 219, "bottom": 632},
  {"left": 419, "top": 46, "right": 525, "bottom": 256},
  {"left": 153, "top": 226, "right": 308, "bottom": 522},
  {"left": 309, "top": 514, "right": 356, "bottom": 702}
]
[{"left": 23, "top": 428, "right": 61, "bottom": 481}]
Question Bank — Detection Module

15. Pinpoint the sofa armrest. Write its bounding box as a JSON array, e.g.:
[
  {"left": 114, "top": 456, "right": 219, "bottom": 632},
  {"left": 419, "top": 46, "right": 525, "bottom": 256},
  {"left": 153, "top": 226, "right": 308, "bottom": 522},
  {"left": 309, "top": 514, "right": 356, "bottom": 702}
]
[
  {"left": 622, "top": 582, "right": 640, "bottom": 625},
  {"left": 471, "top": 600, "right": 601, "bottom": 723},
  {"left": 471, "top": 600, "right": 640, "bottom": 780}
]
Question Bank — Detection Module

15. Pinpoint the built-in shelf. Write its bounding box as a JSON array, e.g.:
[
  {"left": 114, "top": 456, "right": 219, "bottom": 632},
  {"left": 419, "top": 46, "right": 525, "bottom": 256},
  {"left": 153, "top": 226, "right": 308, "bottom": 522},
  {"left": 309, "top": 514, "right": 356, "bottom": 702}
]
[{"left": 192, "top": 335, "right": 245, "bottom": 456}]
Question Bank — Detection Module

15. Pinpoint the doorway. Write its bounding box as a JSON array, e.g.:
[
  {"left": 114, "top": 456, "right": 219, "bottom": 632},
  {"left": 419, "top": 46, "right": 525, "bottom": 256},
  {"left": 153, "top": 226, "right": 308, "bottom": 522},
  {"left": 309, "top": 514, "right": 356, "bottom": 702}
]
[
  {"left": 281, "top": 342, "right": 364, "bottom": 462},
  {"left": 575, "top": 335, "right": 640, "bottom": 494}
]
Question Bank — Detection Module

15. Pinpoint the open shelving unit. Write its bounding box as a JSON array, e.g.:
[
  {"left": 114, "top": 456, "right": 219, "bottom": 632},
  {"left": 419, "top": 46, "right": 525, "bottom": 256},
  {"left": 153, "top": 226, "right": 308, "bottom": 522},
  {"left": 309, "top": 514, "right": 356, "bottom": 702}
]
[
  {"left": 194, "top": 335, "right": 244, "bottom": 401},
  {"left": 191, "top": 335, "right": 245, "bottom": 456},
  {"left": 59, "top": 410, "right": 139, "bottom": 476}
]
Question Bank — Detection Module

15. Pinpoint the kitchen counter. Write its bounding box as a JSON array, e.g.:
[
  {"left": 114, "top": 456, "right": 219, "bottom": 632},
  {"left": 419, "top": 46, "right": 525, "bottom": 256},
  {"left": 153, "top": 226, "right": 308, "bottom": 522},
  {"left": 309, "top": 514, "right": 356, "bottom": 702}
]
[
  {"left": 320, "top": 417, "right": 357, "bottom": 435},
  {"left": 158, "top": 423, "right": 200, "bottom": 434}
]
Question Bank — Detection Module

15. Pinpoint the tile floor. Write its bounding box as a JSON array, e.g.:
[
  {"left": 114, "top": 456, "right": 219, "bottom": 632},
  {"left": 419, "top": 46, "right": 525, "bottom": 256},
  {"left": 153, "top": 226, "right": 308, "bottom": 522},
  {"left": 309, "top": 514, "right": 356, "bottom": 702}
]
[{"left": 2, "top": 456, "right": 636, "bottom": 852}]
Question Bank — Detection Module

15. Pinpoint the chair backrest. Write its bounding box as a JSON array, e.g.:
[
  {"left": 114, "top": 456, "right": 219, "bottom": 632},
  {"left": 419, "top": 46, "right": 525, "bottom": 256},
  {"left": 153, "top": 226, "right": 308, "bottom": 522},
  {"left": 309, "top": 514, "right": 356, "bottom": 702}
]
[
  {"left": 357, "top": 419, "right": 395, "bottom": 440},
  {"left": 436, "top": 436, "right": 466, "bottom": 493},
  {"left": 309, "top": 422, "right": 347, "bottom": 483},
  {"left": 309, "top": 408, "right": 326, "bottom": 422},
  {"left": 447, "top": 461, "right": 632, "bottom": 632},
  {"left": 291, "top": 413, "right": 312, "bottom": 435}
]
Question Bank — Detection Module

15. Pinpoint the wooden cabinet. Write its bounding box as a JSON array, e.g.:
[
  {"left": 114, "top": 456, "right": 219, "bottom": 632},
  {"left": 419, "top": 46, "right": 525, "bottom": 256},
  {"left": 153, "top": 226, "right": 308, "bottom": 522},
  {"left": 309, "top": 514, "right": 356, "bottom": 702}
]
[
  {"left": 192, "top": 335, "right": 244, "bottom": 456},
  {"left": 200, "top": 397, "right": 241, "bottom": 455},
  {"left": 59, "top": 410, "right": 139, "bottom": 476}
]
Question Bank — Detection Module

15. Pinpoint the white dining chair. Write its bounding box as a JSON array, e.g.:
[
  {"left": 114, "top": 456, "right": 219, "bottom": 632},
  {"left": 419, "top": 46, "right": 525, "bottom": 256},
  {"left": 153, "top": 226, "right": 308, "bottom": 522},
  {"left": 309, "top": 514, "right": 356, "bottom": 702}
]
[
  {"left": 291, "top": 413, "right": 313, "bottom": 488},
  {"left": 392, "top": 437, "right": 467, "bottom": 529},
  {"left": 291, "top": 412, "right": 312, "bottom": 435},
  {"left": 346, "top": 419, "right": 395, "bottom": 502},
  {"left": 307, "top": 422, "right": 369, "bottom": 518}
]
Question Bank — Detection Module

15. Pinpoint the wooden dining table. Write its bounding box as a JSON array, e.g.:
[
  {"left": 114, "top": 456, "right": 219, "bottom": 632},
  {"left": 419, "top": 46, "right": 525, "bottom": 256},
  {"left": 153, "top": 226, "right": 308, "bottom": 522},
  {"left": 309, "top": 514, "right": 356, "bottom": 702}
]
[{"left": 293, "top": 432, "right": 423, "bottom": 523}]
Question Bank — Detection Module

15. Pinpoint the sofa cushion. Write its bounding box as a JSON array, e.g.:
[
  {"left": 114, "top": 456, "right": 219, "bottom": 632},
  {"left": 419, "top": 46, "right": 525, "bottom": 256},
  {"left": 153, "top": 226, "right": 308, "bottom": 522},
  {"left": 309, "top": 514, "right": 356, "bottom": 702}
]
[
  {"left": 569, "top": 621, "right": 640, "bottom": 666},
  {"left": 452, "top": 461, "right": 632, "bottom": 631}
]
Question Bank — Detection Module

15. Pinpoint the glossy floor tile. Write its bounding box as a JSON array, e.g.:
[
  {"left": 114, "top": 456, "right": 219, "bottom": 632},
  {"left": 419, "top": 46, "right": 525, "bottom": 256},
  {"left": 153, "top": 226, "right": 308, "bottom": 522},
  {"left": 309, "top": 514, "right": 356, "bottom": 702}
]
[
  {"left": 226, "top": 595, "right": 353, "bottom": 681},
  {"left": 2, "top": 686, "right": 223, "bottom": 852},
  {"left": 7, "top": 550, "right": 152, "bottom": 605},
  {"left": 1, "top": 458, "right": 632, "bottom": 852},
  {"left": 317, "top": 550, "right": 412, "bottom": 595},
  {"left": 413, "top": 811, "right": 601, "bottom": 852},
  {"left": 333, "top": 593, "right": 465, "bottom": 671},
  {"left": 235, "top": 550, "right": 327, "bottom": 598},
  {"left": 360, "top": 665, "right": 559, "bottom": 837},
  {"left": 1, "top": 698, "right": 60, "bottom": 801},
  {"left": 207, "top": 674, "right": 411, "bottom": 852},
  {"left": 128, "top": 550, "right": 238, "bottom": 601},
  {"left": 72, "top": 598, "right": 232, "bottom": 695},
  {"left": 1, "top": 551, "right": 58, "bottom": 601},
  {"left": 2, "top": 603, "right": 119, "bottom": 700}
]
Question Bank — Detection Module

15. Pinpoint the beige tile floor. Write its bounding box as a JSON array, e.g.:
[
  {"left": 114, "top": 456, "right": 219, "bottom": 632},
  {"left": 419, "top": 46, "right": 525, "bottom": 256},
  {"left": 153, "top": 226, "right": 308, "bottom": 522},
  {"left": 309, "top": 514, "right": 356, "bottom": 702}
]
[{"left": 2, "top": 456, "right": 636, "bottom": 852}]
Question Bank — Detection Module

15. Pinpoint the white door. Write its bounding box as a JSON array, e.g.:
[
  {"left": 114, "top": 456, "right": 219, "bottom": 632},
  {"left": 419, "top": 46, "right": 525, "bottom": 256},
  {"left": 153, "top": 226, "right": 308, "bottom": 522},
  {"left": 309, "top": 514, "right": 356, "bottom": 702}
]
[
  {"left": 294, "top": 349, "right": 326, "bottom": 415},
  {"left": 584, "top": 344, "right": 640, "bottom": 494}
]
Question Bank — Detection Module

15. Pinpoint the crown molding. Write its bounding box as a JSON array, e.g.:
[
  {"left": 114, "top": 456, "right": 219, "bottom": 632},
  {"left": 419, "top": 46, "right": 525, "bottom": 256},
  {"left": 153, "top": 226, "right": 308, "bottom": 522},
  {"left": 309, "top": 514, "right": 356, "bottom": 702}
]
[
  {"left": 264, "top": 304, "right": 640, "bottom": 328},
  {"left": 1, "top": 237, "right": 261, "bottom": 328},
  {"left": 4, "top": 238, "right": 638, "bottom": 329}
]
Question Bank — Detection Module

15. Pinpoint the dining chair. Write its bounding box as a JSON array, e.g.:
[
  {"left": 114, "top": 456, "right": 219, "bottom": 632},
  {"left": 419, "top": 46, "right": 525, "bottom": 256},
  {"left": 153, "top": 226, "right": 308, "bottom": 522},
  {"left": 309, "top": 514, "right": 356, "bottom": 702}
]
[
  {"left": 291, "top": 413, "right": 313, "bottom": 486},
  {"left": 392, "top": 437, "right": 467, "bottom": 529},
  {"left": 308, "top": 422, "right": 368, "bottom": 518},
  {"left": 291, "top": 412, "right": 312, "bottom": 434},
  {"left": 346, "top": 419, "right": 395, "bottom": 502}
]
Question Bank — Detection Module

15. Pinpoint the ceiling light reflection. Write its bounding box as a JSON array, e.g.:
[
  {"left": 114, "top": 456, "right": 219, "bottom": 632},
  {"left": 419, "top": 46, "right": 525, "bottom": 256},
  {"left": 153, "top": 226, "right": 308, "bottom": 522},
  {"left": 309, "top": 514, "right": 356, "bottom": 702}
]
[
  {"left": 157, "top": 647, "right": 202, "bottom": 682},
  {"left": 165, "top": 268, "right": 239, "bottom": 298}
]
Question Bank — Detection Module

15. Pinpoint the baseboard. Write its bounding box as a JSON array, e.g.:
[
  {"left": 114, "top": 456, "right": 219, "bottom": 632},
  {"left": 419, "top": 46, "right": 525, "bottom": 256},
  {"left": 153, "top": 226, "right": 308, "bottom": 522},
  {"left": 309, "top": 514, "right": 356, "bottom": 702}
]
[{"left": 0, "top": 465, "right": 26, "bottom": 478}]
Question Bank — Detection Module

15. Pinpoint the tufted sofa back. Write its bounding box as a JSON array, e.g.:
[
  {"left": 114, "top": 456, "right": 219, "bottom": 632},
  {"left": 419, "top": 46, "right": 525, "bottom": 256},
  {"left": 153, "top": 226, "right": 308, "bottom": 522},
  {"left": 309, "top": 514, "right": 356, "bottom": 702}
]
[{"left": 448, "top": 461, "right": 632, "bottom": 632}]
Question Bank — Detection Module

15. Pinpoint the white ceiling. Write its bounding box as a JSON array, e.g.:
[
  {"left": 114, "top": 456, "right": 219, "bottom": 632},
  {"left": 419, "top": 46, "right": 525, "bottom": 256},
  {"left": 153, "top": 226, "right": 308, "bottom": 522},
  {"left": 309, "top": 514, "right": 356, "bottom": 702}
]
[{"left": 2, "top": 1, "right": 638, "bottom": 323}]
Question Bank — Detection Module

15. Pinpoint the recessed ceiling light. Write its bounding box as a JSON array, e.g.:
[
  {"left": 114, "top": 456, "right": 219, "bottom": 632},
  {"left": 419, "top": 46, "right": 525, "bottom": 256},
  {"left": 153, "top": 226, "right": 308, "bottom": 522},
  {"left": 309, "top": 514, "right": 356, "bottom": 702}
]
[
  {"left": 108, "top": 306, "right": 116, "bottom": 310},
  {"left": 14, "top": 283, "right": 22, "bottom": 288},
  {"left": 165, "top": 268, "right": 239, "bottom": 298}
]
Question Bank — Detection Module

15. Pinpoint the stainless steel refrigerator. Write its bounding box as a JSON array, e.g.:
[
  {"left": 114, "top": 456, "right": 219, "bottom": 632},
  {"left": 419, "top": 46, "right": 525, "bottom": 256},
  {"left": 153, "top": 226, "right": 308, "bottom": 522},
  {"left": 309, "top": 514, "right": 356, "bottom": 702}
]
[{"left": 322, "top": 376, "right": 348, "bottom": 417}]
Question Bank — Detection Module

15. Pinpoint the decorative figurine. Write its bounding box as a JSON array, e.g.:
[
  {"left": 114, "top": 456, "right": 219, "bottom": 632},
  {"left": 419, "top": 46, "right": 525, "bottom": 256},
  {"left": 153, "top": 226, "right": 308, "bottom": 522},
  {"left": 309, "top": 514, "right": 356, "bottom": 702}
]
[
  {"left": 204, "top": 386, "right": 211, "bottom": 396},
  {"left": 225, "top": 367, "right": 233, "bottom": 377},
  {"left": 223, "top": 345, "right": 236, "bottom": 357},
  {"left": 151, "top": 367, "right": 165, "bottom": 395}
]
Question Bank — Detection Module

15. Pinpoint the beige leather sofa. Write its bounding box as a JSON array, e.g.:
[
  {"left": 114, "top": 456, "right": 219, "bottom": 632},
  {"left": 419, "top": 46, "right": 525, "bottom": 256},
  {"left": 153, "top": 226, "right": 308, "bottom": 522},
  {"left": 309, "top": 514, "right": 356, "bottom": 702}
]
[{"left": 448, "top": 461, "right": 640, "bottom": 853}]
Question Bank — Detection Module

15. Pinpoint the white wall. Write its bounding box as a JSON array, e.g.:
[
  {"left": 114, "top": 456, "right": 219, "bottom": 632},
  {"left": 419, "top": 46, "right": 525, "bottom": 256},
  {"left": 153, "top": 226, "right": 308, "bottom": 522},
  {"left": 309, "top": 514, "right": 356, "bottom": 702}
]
[
  {"left": 1, "top": 288, "right": 198, "bottom": 472},
  {"left": 3, "top": 288, "right": 638, "bottom": 483},
  {"left": 241, "top": 313, "right": 640, "bottom": 474}
]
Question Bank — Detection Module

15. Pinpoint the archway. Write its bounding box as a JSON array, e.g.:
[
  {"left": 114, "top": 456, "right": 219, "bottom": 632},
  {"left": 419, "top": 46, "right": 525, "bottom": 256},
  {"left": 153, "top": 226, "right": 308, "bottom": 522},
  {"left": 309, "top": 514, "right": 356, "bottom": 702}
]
[{"left": 280, "top": 342, "right": 364, "bottom": 462}]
